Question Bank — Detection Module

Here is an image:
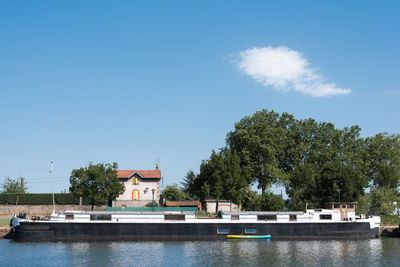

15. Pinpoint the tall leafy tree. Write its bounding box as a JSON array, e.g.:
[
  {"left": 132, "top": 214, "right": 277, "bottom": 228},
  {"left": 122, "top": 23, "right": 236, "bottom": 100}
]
[
  {"left": 369, "top": 186, "right": 399, "bottom": 215},
  {"left": 221, "top": 150, "right": 249, "bottom": 207},
  {"left": 284, "top": 120, "right": 369, "bottom": 209},
  {"left": 226, "top": 109, "right": 292, "bottom": 194},
  {"left": 69, "top": 162, "right": 125, "bottom": 210},
  {"left": 180, "top": 170, "right": 198, "bottom": 199},
  {"left": 285, "top": 164, "right": 318, "bottom": 210},
  {"left": 1, "top": 177, "right": 28, "bottom": 193},
  {"left": 242, "top": 190, "right": 282, "bottom": 211},
  {"left": 366, "top": 133, "right": 400, "bottom": 189},
  {"left": 191, "top": 108, "right": 400, "bottom": 212},
  {"left": 198, "top": 150, "right": 224, "bottom": 213},
  {"left": 192, "top": 150, "right": 249, "bottom": 212},
  {"left": 316, "top": 160, "right": 366, "bottom": 205}
]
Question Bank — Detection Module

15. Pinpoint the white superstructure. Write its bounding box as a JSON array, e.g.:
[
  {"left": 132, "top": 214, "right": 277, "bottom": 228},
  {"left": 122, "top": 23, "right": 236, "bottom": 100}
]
[{"left": 12, "top": 209, "right": 381, "bottom": 230}]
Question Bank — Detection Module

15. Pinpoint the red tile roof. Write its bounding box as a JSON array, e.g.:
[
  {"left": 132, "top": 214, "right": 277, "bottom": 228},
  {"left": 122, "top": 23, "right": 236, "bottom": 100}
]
[{"left": 117, "top": 170, "right": 161, "bottom": 179}]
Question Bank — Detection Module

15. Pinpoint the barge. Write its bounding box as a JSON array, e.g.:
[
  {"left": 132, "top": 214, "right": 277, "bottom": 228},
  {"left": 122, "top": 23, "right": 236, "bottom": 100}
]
[{"left": 9, "top": 208, "right": 380, "bottom": 241}]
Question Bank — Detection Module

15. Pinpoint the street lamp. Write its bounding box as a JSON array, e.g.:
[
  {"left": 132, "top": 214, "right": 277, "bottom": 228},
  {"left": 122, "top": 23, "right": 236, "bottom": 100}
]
[
  {"left": 337, "top": 189, "right": 341, "bottom": 203},
  {"left": 151, "top": 188, "right": 155, "bottom": 212}
]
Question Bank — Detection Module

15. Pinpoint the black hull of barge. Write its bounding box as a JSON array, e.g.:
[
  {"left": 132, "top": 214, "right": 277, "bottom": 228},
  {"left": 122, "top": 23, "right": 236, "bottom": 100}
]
[{"left": 12, "top": 222, "right": 379, "bottom": 241}]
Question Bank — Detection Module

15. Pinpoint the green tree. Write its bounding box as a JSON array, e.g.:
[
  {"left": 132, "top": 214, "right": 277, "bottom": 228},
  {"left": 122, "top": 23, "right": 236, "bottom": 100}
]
[
  {"left": 226, "top": 109, "right": 293, "bottom": 194},
  {"left": 191, "top": 108, "right": 400, "bottom": 212},
  {"left": 316, "top": 161, "right": 366, "bottom": 206},
  {"left": 284, "top": 120, "right": 369, "bottom": 209},
  {"left": 369, "top": 186, "right": 399, "bottom": 215},
  {"left": 366, "top": 133, "right": 400, "bottom": 189},
  {"left": 221, "top": 150, "right": 249, "bottom": 207},
  {"left": 242, "top": 190, "right": 281, "bottom": 211},
  {"left": 180, "top": 170, "right": 197, "bottom": 199},
  {"left": 226, "top": 109, "right": 369, "bottom": 207},
  {"left": 195, "top": 150, "right": 249, "bottom": 213},
  {"left": 1, "top": 177, "right": 28, "bottom": 193},
  {"left": 356, "top": 194, "right": 371, "bottom": 215},
  {"left": 69, "top": 162, "right": 125, "bottom": 210},
  {"left": 285, "top": 164, "right": 318, "bottom": 211},
  {"left": 197, "top": 150, "right": 224, "bottom": 213},
  {"left": 161, "top": 184, "right": 187, "bottom": 201}
]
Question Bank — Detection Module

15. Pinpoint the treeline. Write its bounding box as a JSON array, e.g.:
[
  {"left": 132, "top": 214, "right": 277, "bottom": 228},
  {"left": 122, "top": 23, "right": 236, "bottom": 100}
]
[
  {"left": 0, "top": 163, "right": 123, "bottom": 209},
  {"left": 182, "top": 109, "right": 400, "bottom": 214}
]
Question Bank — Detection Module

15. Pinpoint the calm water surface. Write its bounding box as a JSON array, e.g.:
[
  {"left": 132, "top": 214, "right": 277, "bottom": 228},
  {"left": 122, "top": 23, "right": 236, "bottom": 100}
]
[{"left": 1, "top": 238, "right": 400, "bottom": 266}]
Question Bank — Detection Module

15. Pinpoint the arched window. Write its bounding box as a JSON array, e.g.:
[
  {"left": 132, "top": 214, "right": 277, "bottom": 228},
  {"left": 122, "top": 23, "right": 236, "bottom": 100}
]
[
  {"left": 132, "top": 177, "right": 139, "bottom": 185},
  {"left": 132, "top": 190, "right": 140, "bottom": 200}
]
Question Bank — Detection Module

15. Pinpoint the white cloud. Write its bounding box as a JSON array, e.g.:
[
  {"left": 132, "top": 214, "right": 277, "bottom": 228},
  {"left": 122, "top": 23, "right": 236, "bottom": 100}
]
[{"left": 236, "top": 46, "right": 351, "bottom": 97}]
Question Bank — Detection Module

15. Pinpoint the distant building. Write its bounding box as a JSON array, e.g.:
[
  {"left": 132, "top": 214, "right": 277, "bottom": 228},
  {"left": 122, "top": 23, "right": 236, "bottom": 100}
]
[
  {"left": 113, "top": 164, "right": 161, "bottom": 207},
  {"left": 204, "top": 200, "right": 240, "bottom": 213}
]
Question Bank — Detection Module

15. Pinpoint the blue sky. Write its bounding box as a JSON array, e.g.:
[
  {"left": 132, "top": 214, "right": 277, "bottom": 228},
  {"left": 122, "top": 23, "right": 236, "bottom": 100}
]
[{"left": 1, "top": 1, "right": 399, "bottom": 193}]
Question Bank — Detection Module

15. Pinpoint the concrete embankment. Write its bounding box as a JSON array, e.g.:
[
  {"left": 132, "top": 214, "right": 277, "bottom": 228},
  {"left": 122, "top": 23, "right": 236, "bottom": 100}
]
[
  {"left": 1, "top": 227, "right": 10, "bottom": 238},
  {"left": 380, "top": 226, "right": 400, "bottom": 237}
]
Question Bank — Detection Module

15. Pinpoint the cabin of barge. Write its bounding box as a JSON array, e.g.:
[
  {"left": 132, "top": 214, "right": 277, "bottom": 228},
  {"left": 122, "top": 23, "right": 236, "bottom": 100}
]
[{"left": 325, "top": 202, "right": 357, "bottom": 221}]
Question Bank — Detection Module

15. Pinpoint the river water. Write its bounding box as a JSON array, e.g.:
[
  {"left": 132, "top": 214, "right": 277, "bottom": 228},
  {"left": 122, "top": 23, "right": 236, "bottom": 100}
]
[{"left": 1, "top": 238, "right": 400, "bottom": 266}]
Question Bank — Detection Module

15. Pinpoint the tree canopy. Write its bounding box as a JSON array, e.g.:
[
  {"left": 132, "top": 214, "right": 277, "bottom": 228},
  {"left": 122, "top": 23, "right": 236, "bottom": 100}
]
[
  {"left": 188, "top": 150, "right": 249, "bottom": 212},
  {"left": 69, "top": 162, "right": 125, "bottom": 210},
  {"left": 226, "top": 110, "right": 292, "bottom": 194},
  {"left": 180, "top": 170, "right": 197, "bottom": 200},
  {"left": 369, "top": 186, "right": 399, "bottom": 215},
  {"left": 161, "top": 184, "right": 187, "bottom": 201},
  {"left": 366, "top": 133, "right": 400, "bottom": 189},
  {"left": 186, "top": 109, "right": 400, "bottom": 214},
  {"left": 1, "top": 177, "right": 28, "bottom": 193},
  {"left": 242, "top": 190, "right": 282, "bottom": 211}
]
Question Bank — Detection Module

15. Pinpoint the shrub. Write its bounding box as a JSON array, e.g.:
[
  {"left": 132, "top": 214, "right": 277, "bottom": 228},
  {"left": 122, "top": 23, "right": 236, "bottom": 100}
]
[{"left": 381, "top": 215, "right": 400, "bottom": 226}]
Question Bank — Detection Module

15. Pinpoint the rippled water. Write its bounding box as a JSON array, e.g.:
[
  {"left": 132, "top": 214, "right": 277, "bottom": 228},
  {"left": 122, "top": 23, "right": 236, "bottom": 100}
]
[{"left": 1, "top": 238, "right": 400, "bottom": 266}]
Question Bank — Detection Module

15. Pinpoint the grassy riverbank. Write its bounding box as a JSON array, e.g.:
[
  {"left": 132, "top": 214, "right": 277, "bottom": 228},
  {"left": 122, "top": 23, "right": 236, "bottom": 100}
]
[{"left": 0, "top": 216, "right": 11, "bottom": 227}]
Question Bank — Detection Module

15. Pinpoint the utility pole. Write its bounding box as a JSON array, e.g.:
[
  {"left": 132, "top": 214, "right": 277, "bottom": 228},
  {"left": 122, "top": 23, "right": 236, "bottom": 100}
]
[{"left": 50, "top": 161, "right": 55, "bottom": 214}]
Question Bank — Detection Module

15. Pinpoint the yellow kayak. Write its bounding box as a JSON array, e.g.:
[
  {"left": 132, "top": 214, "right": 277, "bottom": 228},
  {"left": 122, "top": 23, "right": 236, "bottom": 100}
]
[{"left": 227, "top": 235, "right": 271, "bottom": 239}]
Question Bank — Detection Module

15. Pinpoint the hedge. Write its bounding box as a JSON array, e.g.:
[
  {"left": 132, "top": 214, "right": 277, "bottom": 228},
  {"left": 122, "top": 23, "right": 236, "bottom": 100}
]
[{"left": 0, "top": 193, "right": 101, "bottom": 205}]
